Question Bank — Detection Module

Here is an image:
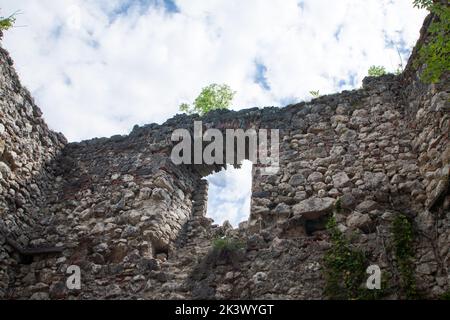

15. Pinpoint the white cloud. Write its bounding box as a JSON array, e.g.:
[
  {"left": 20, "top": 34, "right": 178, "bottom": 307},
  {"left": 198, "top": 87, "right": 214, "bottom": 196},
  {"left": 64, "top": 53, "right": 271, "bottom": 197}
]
[{"left": 206, "top": 160, "right": 252, "bottom": 226}]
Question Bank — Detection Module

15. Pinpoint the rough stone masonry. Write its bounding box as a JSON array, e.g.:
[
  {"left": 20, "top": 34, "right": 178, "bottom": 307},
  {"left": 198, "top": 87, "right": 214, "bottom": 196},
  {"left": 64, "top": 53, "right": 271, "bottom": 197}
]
[{"left": 0, "top": 15, "right": 448, "bottom": 300}]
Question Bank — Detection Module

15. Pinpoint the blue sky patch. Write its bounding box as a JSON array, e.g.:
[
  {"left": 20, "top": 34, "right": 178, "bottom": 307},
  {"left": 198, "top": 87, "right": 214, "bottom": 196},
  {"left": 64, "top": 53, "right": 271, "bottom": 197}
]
[
  {"left": 383, "top": 31, "right": 411, "bottom": 64},
  {"left": 298, "top": 1, "right": 305, "bottom": 11},
  {"left": 335, "top": 72, "right": 358, "bottom": 90},
  {"left": 254, "top": 61, "right": 270, "bottom": 91},
  {"left": 50, "top": 24, "right": 63, "bottom": 39},
  {"left": 279, "top": 96, "right": 300, "bottom": 106},
  {"left": 334, "top": 24, "right": 344, "bottom": 41},
  {"left": 63, "top": 73, "right": 72, "bottom": 86},
  {"left": 163, "top": 0, "right": 179, "bottom": 13},
  {"left": 112, "top": 0, "right": 179, "bottom": 18}
]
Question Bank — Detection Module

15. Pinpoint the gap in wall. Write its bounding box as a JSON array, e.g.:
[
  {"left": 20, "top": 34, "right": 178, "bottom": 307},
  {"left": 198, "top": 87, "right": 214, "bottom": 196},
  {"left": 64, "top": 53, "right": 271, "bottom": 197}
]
[{"left": 204, "top": 160, "right": 253, "bottom": 228}]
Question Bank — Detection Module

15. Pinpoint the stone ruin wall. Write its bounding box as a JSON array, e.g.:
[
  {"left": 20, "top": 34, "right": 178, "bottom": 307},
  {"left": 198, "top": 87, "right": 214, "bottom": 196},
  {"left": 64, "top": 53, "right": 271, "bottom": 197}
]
[
  {"left": 0, "top": 16, "right": 448, "bottom": 299},
  {"left": 0, "top": 45, "right": 67, "bottom": 298}
]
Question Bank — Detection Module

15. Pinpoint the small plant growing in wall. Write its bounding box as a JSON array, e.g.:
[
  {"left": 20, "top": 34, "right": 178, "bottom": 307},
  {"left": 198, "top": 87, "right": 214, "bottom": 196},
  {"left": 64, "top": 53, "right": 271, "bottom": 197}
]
[
  {"left": 309, "top": 90, "right": 320, "bottom": 98},
  {"left": 368, "top": 65, "right": 387, "bottom": 77},
  {"left": 0, "top": 9, "right": 17, "bottom": 33},
  {"left": 180, "top": 83, "right": 236, "bottom": 116},
  {"left": 211, "top": 236, "right": 244, "bottom": 268},
  {"left": 212, "top": 236, "right": 244, "bottom": 252},
  {"left": 394, "top": 67, "right": 403, "bottom": 76}
]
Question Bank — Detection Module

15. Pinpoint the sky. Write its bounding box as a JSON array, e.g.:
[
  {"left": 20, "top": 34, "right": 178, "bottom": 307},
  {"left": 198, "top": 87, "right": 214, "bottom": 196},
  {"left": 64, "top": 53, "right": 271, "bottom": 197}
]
[
  {"left": 1, "top": 0, "right": 427, "bottom": 226},
  {"left": 205, "top": 160, "right": 253, "bottom": 227}
]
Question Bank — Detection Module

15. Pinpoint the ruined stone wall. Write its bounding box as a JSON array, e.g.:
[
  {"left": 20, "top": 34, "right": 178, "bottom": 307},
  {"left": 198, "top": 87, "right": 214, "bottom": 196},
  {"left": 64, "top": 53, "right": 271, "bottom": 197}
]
[
  {"left": 402, "top": 14, "right": 450, "bottom": 211},
  {"left": 183, "top": 73, "right": 449, "bottom": 300},
  {"left": 0, "top": 47, "right": 66, "bottom": 298},
  {"left": 6, "top": 126, "right": 208, "bottom": 299},
  {"left": 410, "top": 81, "right": 449, "bottom": 296},
  {"left": 402, "top": 60, "right": 449, "bottom": 297},
  {"left": 407, "top": 76, "right": 449, "bottom": 210},
  {"left": 0, "top": 15, "right": 448, "bottom": 300},
  {"left": 249, "top": 76, "right": 425, "bottom": 233}
]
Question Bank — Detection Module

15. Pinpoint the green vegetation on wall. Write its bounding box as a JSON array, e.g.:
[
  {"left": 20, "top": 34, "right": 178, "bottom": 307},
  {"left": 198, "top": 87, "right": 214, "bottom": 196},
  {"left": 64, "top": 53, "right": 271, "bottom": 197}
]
[
  {"left": 180, "top": 83, "right": 236, "bottom": 116},
  {"left": 209, "top": 236, "right": 244, "bottom": 268},
  {"left": 392, "top": 214, "right": 420, "bottom": 299},
  {"left": 0, "top": 10, "right": 16, "bottom": 32},
  {"left": 323, "top": 217, "right": 386, "bottom": 300},
  {"left": 334, "top": 197, "right": 342, "bottom": 213},
  {"left": 309, "top": 90, "right": 320, "bottom": 98},
  {"left": 441, "top": 290, "right": 450, "bottom": 300},
  {"left": 368, "top": 65, "right": 387, "bottom": 77},
  {"left": 413, "top": 0, "right": 450, "bottom": 83},
  {"left": 212, "top": 236, "right": 243, "bottom": 252}
]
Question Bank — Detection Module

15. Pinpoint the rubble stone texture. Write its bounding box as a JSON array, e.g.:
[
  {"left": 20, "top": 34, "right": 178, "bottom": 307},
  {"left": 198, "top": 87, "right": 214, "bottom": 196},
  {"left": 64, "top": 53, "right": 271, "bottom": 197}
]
[{"left": 0, "top": 15, "right": 448, "bottom": 299}]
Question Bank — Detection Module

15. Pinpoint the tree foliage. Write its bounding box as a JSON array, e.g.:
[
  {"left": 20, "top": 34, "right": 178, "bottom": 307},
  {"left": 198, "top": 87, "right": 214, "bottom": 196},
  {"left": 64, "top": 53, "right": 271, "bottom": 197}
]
[
  {"left": 0, "top": 10, "right": 16, "bottom": 32},
  {"left": 413, "top": 0, "right": 450, "bottom": 83},
  {"left": 368, "top": 65, "right": 387, "bottom": 77},
  {"left": 180, "top": 83, "right": 236, "bottom": 116}
]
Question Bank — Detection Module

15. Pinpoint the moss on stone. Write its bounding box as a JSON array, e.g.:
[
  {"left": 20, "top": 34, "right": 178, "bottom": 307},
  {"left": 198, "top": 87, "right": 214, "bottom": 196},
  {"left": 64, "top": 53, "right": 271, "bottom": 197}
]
[
  {"left": 323, "top": 217, "right": 387, "bottom": 300},
  {"left": 392, "top": 214, "right": 420, "bottom": 299}
]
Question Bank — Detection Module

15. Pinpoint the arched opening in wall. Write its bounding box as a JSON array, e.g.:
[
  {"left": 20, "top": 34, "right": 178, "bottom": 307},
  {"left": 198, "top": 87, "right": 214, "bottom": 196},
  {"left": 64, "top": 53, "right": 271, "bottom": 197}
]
[{"left": 204, "top": 160, "right": 253, "bottom": 228}]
